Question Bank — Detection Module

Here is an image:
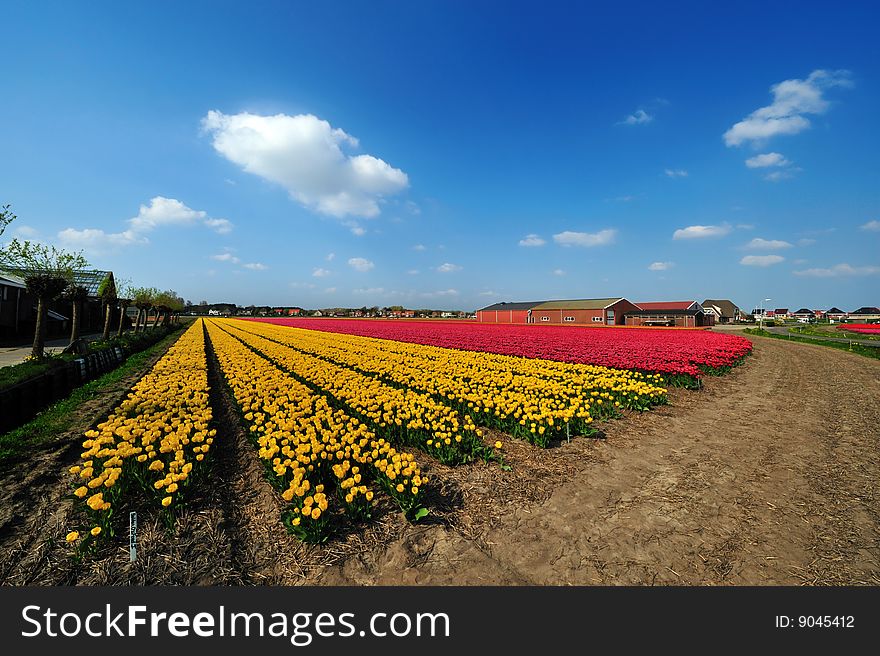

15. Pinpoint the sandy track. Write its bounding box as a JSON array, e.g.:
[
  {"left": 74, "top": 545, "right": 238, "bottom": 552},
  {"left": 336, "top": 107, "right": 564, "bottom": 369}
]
[{"left": 1, "top": 334, "right": 878, "bottom": 585}]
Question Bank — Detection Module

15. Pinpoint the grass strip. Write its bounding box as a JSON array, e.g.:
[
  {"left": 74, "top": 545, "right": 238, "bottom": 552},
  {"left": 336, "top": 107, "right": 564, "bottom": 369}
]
[{"left": 744, "top": 328, "right": 880, "bottom": 361}]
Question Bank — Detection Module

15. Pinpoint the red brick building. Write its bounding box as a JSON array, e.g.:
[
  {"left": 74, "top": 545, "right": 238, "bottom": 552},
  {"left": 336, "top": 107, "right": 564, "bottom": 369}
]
[
  {"left": 625, "top": 301, "right": 713, "bottom": 327},
  {"left": 476, "top": 298, "right": 638, "bottom": 326}
]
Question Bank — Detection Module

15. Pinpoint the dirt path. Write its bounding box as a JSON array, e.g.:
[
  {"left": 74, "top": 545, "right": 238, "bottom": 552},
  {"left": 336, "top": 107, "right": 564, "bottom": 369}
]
[
  {"left": 317, "top": 336, "right": 880, "bottom": 585},
  {"left": 2, "top": 334, "right": 878, "bottom": 585}
]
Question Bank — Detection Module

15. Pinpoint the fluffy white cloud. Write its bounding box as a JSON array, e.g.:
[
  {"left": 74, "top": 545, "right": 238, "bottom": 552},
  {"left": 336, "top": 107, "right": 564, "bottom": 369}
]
[
  {"left": 518, "top": 234, "right": 546, "bottom": 247},
  {"left": 745, "top": 238, "right": 793, "bottom": 250},
  {"left": 794, "top": 263, "right": 880, "bottom": 277},
  {"left": 326, "top": 252, "right": 336, "bottom": 261},
  {"left": 553, "top": 229, "right": 617, "bottom": 247},
  {"left": 672, "top": 224, "right": 731, "bottom": 240},
  {"left": 348, "top": 257, "right": 374, "bottom": 272},
  {"left": 436, "top": 262, "right": 462, "bottom": 273},
  {"left": 723, "top": 69, "right": 852, "bottom": 147},
  {"left": 745, "top": 152, "right": 791, "bottom": 168},
  {"left": 764, "top": 169, "right": 798, "bottom": 182},
  {"left": 619, "top": 109, "right": 653, "bottom": 125},
  {"left": 741, "top": 255, "right": 785, "bottom": 267},
  {"left": 202, "top": 110, "right": 408, "bottom": 219},
  {"left": 860, "top": 220, "right": 880, "bottom": 232},
  {"left": 648, "top": 261, "right": 673, "bottom": 271},
  {"left": 11, "top": 225, "right": 40, "bottom": 238},
  {"left": 58, "top": 197, "right": 233, "bottom": 254},
  {"left": 665, "top": 168, "right": 688, "bottom": 178},
  {"left": 243, "top": 262, "right": 268, "bottom": 271},
  {"left": 312, "top": 267, "right": 332, "bottom": 277}
]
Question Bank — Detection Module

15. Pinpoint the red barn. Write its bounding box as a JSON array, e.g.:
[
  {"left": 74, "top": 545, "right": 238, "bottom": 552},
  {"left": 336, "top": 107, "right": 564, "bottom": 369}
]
[{"left": 476, "top": 298, "right": 638, "bottom": 325}]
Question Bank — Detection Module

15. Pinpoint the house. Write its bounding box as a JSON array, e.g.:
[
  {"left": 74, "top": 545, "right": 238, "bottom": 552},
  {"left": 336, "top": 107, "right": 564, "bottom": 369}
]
[
  {"left": 476, "top": 298, "right": 639, "bottom": 326},
  {"left": 825, "top": 307, "right": 847, "bottom": 321},
  {"left": 702, "top": 299, "right": 743, "bottom": 324},
  {"left": 626, "top": 301, "right": 713, "bottom": 327},
  {"left": 848, "top": 306, "right": 880, "bottom": 321},
  {"left": 791, "top": 308, "right": 815, "bottom": 322},
  {"left": 774, "top": 308, "right": 790, "bottom": 318}
]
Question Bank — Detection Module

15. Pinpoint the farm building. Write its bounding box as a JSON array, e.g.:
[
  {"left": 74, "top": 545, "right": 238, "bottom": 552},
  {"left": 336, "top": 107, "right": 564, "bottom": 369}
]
[
  {"left": 825, "top": 307, "right": 847, "bottom": 321},
  {"left": 625, "top": 301, "right": 713, "bottom": 327},
  {"left": 476, "top": 298, "right": 639, "bottom": 325},
  {"left": 791, "top": 308, "right": 815, "bottom": 321},
  {"left": 702, "top": 299, "right": 743, "bottom": 323}
]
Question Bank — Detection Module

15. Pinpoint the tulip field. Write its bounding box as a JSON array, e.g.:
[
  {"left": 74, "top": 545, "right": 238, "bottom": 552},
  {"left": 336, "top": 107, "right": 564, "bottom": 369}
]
[
  {"left": 63, "top": 317, "right": 748, "bottom": 546},
  {"left": 837, "top": 323, "right": 880, "bottom": 335},
  {"left": 249, "top": 318, "right": 753, "bottom": 386}
]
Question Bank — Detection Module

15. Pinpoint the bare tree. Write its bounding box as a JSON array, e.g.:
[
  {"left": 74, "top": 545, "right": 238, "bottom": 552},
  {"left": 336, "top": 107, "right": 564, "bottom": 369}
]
[{"left": 64, "top": 284, "right": 89, "bottom": 345}]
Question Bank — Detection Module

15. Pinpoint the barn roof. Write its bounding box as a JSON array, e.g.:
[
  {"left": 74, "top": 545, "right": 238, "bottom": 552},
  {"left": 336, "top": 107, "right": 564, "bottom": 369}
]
[
  {"left": 703, "top": 299, "right": 740, "bottom": 317},
  {"left": 851, "top": 306, "right": 880, "bottom": 314},
  {"left": 477, "top": 301, "right": 545, "bottom": 312},
  {"left": 826, "top": 307, "right": 845, "bottom": 314},
  {"left": 0, "top": 268, "right": 114, "bottom": 297},
  {"left": 792, "top": 308, "right": 814, "bottom": 315},
  {"left": 533, "top": 298, "right": 625, "bottom": 310},
  {"left": 636, "top": 301, "right": 698, "bottom": 311}
]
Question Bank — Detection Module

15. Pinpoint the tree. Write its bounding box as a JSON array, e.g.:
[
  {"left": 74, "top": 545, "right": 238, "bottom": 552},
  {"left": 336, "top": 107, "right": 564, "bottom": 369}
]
[
  {"left": 131, "top": 286, "right": 157, "bottom": 332},
  {"left": 97, "top": 274, "right": 117, "bottom": 340},
  {"left": 0, "top": 204, "right": 16, "bottom": 237},
  {"left": 0, "top": 239, "right": 89, "bottom": 358},
  {"left": 115, "top": 278, "right": 134, "bottom": 337},
  {"left": 64, "top": 284, "right": 89, "bottom": 345}
]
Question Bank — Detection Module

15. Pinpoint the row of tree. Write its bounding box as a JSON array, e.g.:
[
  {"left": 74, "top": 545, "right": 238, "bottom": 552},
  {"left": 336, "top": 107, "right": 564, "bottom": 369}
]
[{"left": 0, "top": 204, "right": 184, "bottom": 358}]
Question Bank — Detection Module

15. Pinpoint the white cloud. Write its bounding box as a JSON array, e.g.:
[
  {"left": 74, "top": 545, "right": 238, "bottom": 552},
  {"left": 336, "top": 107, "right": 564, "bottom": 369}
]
[
  {"left": 326, "top": 252, "right": 336, "bottom": 261},
  {"left": 794, "top": 263, "right": 880, "bottom": 277},
  {"left": 479, "top": 290, "right": 500, "bottom": 297},
  {"left": 518, "top": 234, "right": 546, "bottom": 247},
  {"left": 203, "top": 217, "right": 234, "bottom": 234},
  {"left": 202, "top": 110, "right": 408, "bottom": 219},
  {"left": 211, "top": 252, "right": 240, "bottom": 263},
  {"left": 745, "top": 238, "right": 793, "bottom": 250},
  {"left": 353, "top": 287, "right": 385, "bottom": 295},
  {"left": 797, "top": 238, "right": 817, "bottom": 246},
  {"left": 764, "top": 169, "right": 799, "bottom": 182},
  {"left": 412, "top": 244, "right": 426, "bottom": 251},
  {"left": 665, "top": 168, "right": 688, "bottom": 178},
  {"left": 11, "top": 225, "right": 40, "bottom": 238},
  {"left": 672, "top": 224, "right": 731, "bottom": 240},
  {"left": 312, "top": 267, "right": 332, "bottom": 277},
  {"left": 58, "top": 197, "right": 233, "bottom": 254},
  {"left": 404, "top": 200, "right": 421, "bottom": 215},
  {"left": 242, "top": 262, "right": 268, "bottom": 271},
  {"left": 553, "top": 229, "right": 617, "bottom": 247},
  {"left": 436, "top": 262, "right": 462, "bottom": 273},
  {"left": 345, "top": 221, "right": 366, "bottom": 236},
  {"left": 618, "top": 109, "right": 653, "bottom": 125},
  {"left": 406, "top": 269, "right": 420, "bottom": 275},
  {"left": 422, "top": 289, "right": 459, "bottom": 297},
  {"left": 736, "top": 223, "right": 755, "bottom": 230},
  {"left": 348, "top": 257, "right": 374, "bottom": 272},
  {"left": 648, "top": 261, "right": 673, "bottom": 271},
  {"left": 740, "top": 254, "right": 785, "bottom": 267},
  {"left": 723, "top": 69, "right": 853, "bottom": 147},
  {"left": 745, "top": 152, "right": 791, "bottom": 168},
  {"left": 860, "top": 220, "right": 880, "bottom": 232},
  {"left": 552, "top": 268, "right": 565, "bottom": 276},
  {"left": 324, "top": 287, "right": 336, "bottom": 294}
]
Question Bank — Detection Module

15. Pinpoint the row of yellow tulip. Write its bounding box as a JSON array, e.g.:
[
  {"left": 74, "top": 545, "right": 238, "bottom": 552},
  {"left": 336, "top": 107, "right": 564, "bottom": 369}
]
[
  {"left": 216, "top": 321, "right": 488, "bottom": 464},
  {"left": 65, "top": 320, "right": 214, "bottom": 544},
  {"left": 224, "top": 319, "right": 668, "bottom": 447},
  {"left": 204, "top": 321, "right": 427, "bottom": 541}
]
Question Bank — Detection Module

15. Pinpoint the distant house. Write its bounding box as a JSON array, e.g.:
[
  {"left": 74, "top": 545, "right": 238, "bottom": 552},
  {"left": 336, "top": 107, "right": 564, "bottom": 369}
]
[
  {"left": 702, "top": 299, "right": 743, "bottom": 324},
  {"left": 849, "top": 306, "right": 880, "bottom": 321},
  {"left": 627, "top": 301, "right": 713, "bottom": 327},
  {"left": 774, "top": 308, "right": 790, "bottom": 318},
  {"left": 825, "top": 307, "right": 847, "bottom": 321},
  {"left": 791, "top": 308, "right": 815, "bottom": 322}
]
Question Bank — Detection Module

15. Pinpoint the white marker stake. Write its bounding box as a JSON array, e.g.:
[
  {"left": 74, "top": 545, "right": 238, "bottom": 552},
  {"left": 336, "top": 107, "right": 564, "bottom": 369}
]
[{"left": 129, "top": 511, "right": 137, "bottom": 562}]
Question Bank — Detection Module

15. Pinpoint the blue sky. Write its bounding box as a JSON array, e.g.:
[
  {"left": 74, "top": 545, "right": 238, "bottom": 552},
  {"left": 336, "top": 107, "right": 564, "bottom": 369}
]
[{"left": 1, "top": 0, "right": 878, "bottom": 311}]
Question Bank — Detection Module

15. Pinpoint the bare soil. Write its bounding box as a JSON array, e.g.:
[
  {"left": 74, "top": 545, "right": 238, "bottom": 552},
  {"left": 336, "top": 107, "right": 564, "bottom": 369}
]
[{"left": 1, "top": 335, "right": 878, "bottom": 585}]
